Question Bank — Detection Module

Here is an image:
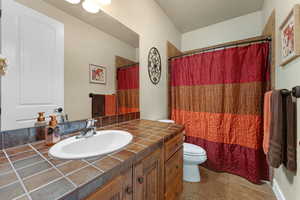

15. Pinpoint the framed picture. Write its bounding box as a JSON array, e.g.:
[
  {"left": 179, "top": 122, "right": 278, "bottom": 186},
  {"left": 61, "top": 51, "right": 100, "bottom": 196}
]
[
  {"left": 89, "top": 64, "right": 106, "bottom": 84},
  {"left": 280, "top": 5, "right": 300, "bottom": 66}
]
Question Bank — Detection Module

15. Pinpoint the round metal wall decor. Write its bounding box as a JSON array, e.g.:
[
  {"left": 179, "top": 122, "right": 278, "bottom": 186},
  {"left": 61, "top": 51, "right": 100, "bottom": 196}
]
[{"left": 148, "top": 47, "right": 161, "bottom": 85}]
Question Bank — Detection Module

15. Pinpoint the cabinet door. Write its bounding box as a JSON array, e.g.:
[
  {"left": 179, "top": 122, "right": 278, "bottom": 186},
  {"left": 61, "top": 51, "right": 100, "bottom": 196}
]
[
  {"left": 122, "top": 168, "right": 133, "bottom": 200},
  {"left": 134, "top": 148, "right": 163, "bottom": 200},
  {"left": 165, "top": 148, "right": 183, "bottom": 200},
  {"left": 85, "top": 176, "right": 123, "bottom": 200},
  {"left": 85, "top": 169, "right": 133, "bottom": 200}
]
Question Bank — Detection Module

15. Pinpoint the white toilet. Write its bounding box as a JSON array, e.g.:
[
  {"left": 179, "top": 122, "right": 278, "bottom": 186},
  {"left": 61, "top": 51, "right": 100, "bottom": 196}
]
[
  {"left": 158, "top": 120, "right": 207, "bottom": 183},
  {"left": 183, "top": 143, "right": 207, "bottom": 182}
]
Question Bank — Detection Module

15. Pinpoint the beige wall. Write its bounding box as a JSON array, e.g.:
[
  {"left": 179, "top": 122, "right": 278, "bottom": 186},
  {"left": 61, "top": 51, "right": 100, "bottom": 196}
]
[
  {"left": 101, "top": 0, "right": 181, "bottom": 120},
  {"left": 262, "top": 1, "right": 300, "bottom": 200},
  {"left": 16, "top": 0, "right": 137, "bottom": 121},
  {"left": 181, "top": 11, "right": 263, "bottom": 51}
]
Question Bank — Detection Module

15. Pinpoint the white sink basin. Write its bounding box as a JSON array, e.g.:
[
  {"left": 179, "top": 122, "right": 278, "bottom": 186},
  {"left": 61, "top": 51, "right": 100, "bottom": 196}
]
[{"left": 49, "top": 130, "right": 133, "bottom": 160}]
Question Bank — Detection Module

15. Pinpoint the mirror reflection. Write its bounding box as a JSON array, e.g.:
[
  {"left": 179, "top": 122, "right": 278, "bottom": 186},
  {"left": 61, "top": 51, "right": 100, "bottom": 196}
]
[
  {"left": 116, "top": 56, "right": 139, "bottom": 115},
  {"left": 1, "top": 0, "right": 139, "bottom": 131}
]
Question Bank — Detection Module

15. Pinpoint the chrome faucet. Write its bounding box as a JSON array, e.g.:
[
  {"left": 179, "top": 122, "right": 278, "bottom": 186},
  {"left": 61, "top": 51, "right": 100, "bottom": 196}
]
[{"left": 76, "top": 119, "right": 97, "bottom": 139}]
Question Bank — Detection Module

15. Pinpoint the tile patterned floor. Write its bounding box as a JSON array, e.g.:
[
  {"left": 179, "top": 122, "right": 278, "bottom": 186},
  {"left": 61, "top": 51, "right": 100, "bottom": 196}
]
[{"left": 181, "top": 167, "right": 277, "bottom": 200}]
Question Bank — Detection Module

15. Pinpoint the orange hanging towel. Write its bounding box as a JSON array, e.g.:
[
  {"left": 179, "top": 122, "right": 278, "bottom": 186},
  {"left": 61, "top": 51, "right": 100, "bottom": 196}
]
[
  {"left": 105, "top": 95, "right": 117, "bottom": 116},
  {"left": 263, "top": 91, "right": 272, "bottom": 154}
]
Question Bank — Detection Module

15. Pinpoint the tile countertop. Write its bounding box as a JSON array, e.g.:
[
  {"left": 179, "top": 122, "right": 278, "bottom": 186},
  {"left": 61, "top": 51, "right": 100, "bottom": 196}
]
[{"left": 0, "top": 120, "right": 184, "bottom": 200}]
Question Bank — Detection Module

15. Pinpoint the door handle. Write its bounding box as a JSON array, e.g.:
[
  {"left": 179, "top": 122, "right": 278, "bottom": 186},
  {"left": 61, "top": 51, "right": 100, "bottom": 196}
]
[
  {"left": 54, "top": 107, "right": 63, "bottom": 113},
  {"left": 137, "top": 177, "right": 144, "bottom": 184},
  {"left": 125, "top": 186, "right": 133, "bottom": 194}
]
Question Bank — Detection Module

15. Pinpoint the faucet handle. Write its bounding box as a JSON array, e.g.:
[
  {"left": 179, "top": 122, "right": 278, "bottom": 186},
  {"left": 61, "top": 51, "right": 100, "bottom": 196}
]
[
  {"left": 86, "top": 119, "right": 98, "bottom": 128},
  {"left": 91, "top": 119, "right": 97, "bottom": 126}
]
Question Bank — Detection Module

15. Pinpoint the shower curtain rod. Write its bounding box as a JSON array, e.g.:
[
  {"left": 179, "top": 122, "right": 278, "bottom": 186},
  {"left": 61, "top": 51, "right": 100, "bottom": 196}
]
[
  {"left": 169, "top": 36, "right": 272, "bottom": 60},
  {"left": 117, "top": 63, "right": 139, "bottom": 69}
]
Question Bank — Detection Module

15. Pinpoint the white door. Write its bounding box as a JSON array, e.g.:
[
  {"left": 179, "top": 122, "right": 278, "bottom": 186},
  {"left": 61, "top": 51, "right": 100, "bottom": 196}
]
[{"left": 1, "top": 0, "right": 64, "bottom": 131}]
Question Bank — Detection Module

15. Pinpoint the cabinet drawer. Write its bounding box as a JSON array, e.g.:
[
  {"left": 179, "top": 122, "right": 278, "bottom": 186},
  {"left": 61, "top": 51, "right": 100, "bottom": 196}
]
[
  {"left": 164, "top": 133, "right": 183, "bottom": 161},
  {"left": 165, "top": 148, "right": 183, "bottom": 200}
]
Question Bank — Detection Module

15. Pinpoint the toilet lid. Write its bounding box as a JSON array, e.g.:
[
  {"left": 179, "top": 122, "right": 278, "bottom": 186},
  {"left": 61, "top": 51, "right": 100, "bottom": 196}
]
[
  {"left": 184, "top": 143, "right": 206, "bottom": 156},
  {"left": 158, "top": 120, "right": 175, "bottom": 123}
]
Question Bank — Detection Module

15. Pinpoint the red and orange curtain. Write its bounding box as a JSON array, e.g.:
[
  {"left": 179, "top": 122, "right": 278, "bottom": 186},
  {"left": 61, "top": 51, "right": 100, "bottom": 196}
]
[
  {"left": 170, "top": 43, "right": 271, "bottom": 183},
  {"left": 117, "top": 65, "right": 139, "bottom": 114}
]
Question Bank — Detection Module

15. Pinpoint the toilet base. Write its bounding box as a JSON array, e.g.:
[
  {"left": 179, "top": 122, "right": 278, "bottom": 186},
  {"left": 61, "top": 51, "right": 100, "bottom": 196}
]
[{"left": 183, "top": 164, "right": 201, "bottom": 182}]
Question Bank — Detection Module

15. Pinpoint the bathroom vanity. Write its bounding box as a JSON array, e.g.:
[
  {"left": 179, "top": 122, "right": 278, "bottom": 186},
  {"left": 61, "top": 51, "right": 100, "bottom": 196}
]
[
  {"left": 85, "top": 129, "right": 183, "bottom": 200},
  {"left": 0, "top": 120, "right": 184, "bottom": 200},
  {"left": 85, "top": 121, "right": 184, "bottom": 200}
]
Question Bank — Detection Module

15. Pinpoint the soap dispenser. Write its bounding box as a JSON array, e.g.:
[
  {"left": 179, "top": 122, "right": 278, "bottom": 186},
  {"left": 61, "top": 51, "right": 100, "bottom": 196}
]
[
  {"left": 34, "top": 112, "right": 47, "bottom": 141},
  {"left": 45, "top": 115, "right": 61, "bottom": 146}
]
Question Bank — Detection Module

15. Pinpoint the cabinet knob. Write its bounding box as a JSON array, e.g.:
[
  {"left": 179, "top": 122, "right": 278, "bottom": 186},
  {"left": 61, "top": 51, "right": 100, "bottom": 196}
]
[
  {"left": 125, "top": 186, "right": 133, "bottom": 194},
  {"left": 176, "top": 165, "right": 179, "bottom": 169},
  {"left": 137, "top": 177, "right": 144, "bottom": 184}
]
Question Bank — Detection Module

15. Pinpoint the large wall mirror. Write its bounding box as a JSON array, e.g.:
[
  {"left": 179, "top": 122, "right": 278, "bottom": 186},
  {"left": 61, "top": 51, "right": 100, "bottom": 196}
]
[{"left": 1, "top": 0, "right": 139, "bottom": 131}]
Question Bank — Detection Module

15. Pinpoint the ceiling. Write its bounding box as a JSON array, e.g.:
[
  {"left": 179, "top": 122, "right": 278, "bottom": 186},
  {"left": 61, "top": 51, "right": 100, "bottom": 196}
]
[
  {"left": 43, "top": 0, "right": 139, "bottom": 48},
  {"left": 155, "top": 0, "right": 264, "bottom": 33}
]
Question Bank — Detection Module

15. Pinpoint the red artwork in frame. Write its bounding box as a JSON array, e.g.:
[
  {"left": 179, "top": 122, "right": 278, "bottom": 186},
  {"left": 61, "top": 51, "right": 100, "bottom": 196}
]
[
  {"left": 280, "top": 5, "right": 300, "bottom": 66},
  {"left": 89, "top": 64, "right": 106, "bottom": 84}
]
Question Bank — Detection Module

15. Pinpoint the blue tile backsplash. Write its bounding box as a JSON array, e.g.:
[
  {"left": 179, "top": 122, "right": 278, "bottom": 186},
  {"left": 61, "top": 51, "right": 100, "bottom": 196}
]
[
  {"left": 0, "top": 112, "right": 140, "bottom": 149},
  {"left": 1, "top": 120, "right": 85, "bottom": 149},
  {"left": 59, "top": 120, "right": 87, "bottom": 135}
]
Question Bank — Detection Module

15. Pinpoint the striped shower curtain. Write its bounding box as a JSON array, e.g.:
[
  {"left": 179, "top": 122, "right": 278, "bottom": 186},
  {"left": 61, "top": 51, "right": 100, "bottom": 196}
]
[
  {"left": 170, "top": 42, "right": 271, "bottom": 183},
  {"left": 117, "top": 65, "right": 139, "bottom": 114}
]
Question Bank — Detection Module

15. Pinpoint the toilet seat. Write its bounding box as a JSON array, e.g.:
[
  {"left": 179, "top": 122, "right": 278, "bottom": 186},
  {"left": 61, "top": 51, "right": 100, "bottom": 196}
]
[{"left": 184, "top": 143, "right": 206, "bottom": 156}]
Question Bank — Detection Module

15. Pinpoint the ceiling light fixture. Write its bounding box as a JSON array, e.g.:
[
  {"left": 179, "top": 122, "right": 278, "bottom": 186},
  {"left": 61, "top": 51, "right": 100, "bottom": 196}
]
[
  {"left": 64, "top": 0, "right": 81, "bottom": 4},
  {"left": 98, "top": 0, "right": 111, "bottom": 5},
  {"left": 82, "top": 0, "right": 101, "bottom": 13}
]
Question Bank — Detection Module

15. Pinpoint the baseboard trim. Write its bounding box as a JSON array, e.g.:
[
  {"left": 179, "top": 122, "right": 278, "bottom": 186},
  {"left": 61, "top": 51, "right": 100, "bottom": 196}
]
[{"left": 272, "top": 179, "right": 286, "bottom": 200}]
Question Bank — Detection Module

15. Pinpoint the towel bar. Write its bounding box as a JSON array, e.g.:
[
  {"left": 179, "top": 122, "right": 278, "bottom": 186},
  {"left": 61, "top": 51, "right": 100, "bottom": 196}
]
[{"left": 281, "top": 86, "right": 300, "bottom": 98}]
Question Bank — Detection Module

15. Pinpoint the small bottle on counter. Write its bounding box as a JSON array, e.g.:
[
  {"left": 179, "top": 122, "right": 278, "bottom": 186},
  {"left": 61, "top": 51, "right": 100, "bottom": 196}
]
[
  {"left": 45, "top": 115, "right": 61, "bottom": 146},
  {"left": 34, "top": 112, "right": 47, "bottom": 141}
]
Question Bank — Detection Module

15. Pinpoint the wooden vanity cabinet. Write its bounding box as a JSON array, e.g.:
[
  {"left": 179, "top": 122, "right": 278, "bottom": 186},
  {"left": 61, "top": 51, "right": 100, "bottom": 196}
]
[{"left": 85, "top": 132, "right": 184, "bottom": 200}]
